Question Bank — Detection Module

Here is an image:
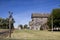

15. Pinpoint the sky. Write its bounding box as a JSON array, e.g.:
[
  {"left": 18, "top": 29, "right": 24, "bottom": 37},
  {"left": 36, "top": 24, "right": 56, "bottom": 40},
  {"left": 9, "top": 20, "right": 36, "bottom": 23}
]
[{"left": 0, "top": 0, "right": 60, "bottom": 28}]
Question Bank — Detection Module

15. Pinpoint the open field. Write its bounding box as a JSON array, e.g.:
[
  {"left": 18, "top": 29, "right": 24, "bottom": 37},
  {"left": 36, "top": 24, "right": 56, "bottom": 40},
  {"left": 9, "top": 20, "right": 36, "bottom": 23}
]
[{"left": 4, "top": 29, "right": 60, "bottom": 40}]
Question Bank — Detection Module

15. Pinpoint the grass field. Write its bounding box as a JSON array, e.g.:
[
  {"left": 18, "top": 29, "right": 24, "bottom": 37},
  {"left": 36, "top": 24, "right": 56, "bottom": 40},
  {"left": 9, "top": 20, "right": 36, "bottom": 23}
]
[{"left": 5, "top": 29, "right": 60, "bottom": 40}]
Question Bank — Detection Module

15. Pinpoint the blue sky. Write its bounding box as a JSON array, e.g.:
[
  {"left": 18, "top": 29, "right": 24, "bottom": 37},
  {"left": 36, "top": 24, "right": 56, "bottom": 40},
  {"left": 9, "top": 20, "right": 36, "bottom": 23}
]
[{"left": 0, "top": 0, "right": 60, "bottom": 28}]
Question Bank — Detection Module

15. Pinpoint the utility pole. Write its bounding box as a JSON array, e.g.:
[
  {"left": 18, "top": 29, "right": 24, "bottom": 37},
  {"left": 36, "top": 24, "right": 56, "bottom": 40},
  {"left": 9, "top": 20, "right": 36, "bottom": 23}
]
[
  {"left": 51, "top": 15, "right": 53, "bottom": 31},
  {"left": 9, "top": 11, "right": 13, "bottom": 38}
]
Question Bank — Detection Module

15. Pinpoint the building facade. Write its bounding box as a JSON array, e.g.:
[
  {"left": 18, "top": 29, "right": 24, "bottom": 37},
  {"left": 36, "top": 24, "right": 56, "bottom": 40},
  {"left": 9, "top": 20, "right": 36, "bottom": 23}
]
[{"left": 29, "top": 13, "right": 50, "bottom": 30}]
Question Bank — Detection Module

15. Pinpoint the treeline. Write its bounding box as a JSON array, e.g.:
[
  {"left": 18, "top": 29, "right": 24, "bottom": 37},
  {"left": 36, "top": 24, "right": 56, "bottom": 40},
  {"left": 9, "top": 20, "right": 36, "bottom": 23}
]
[
  {"left": 0, "top": 17, "right": 15, "bottom": 29},
  {"left": 18, "top": 24, "right": 29, "bottom": 29}
]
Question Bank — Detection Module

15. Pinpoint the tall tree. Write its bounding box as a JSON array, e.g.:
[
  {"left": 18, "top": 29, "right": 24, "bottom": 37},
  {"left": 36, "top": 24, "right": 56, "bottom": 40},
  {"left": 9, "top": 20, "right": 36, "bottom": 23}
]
[
  {"left": 47, "top": 8, "right": 60, "bottom": 29},
  {"left": 52, "top": 8, "right": 60, "bottom": 27}
]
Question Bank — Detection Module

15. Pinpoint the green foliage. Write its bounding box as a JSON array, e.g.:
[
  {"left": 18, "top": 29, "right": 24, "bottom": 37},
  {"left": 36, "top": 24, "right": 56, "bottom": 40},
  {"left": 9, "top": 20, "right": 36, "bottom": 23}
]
[
  {"left": 52, "top": 9, "right": 60, "bottom": 27},
  {"left": 18, "top": 24, "right": 23, "bottom": 29},
  {"left": 47, "top": 8, "right": 60, "bottom": 29},
  {"left": 47, "top": 15, "right": 52, "bottom": 29},
  {"left": 0, "top": 17, "right": 15, "bottom": 29},
  {"left": 24, "top": 24, "right": 28, "bottom": 29}
]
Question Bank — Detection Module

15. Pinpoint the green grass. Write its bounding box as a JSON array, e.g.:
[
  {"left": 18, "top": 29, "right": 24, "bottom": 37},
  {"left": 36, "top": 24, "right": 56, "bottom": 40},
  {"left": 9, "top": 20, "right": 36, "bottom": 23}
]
[{"left": 6, "top": 29, "right": 60, "bottom": 40}]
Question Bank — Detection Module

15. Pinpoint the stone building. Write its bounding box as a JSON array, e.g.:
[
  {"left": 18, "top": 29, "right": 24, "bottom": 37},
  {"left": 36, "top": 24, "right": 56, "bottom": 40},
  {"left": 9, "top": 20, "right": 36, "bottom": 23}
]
[{"left": 29, "top": 13, "right": 50, "bottom": 30}]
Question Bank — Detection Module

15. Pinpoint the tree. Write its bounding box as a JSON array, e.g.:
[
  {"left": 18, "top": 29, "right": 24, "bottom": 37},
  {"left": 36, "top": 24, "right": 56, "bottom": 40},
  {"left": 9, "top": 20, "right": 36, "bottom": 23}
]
[
  {"left": 9, "top": 11, "right": 15, "bottom": 29},
  {"left": 10, "top": 18, "right": 15, "bottom": 29},
  {"left": 47, "top": 8, "right": 60, "bottom": 29},
  {"left": 24, "top": 24, "right": 28, "bottom": 29},
  {"left": 0, "top": 18, "right": 3, "bottom": 28},
  {"left": 0, "top": 12, "right": 15, "bottom": 29},
  {"left": 52, "top": 8, "right": 60, "bottom": 27},
  {"left": 47, "top": 15, "right": 52, "bottom": 29},
  {"left": 5, "top": 18, "right": 9, "bottom": 29},
  {"left": 0, "top": 17, "right": 15, "bottom": 29},
  {"left": 18, "top": 24, "right": 23, "bottom": 29}
]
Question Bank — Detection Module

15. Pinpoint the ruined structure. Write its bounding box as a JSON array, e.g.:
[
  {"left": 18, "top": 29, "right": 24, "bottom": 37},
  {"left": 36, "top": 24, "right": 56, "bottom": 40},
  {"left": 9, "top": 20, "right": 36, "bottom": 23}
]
[{"left": 29, "top": 13, "right": 50, "bottom": 30}]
